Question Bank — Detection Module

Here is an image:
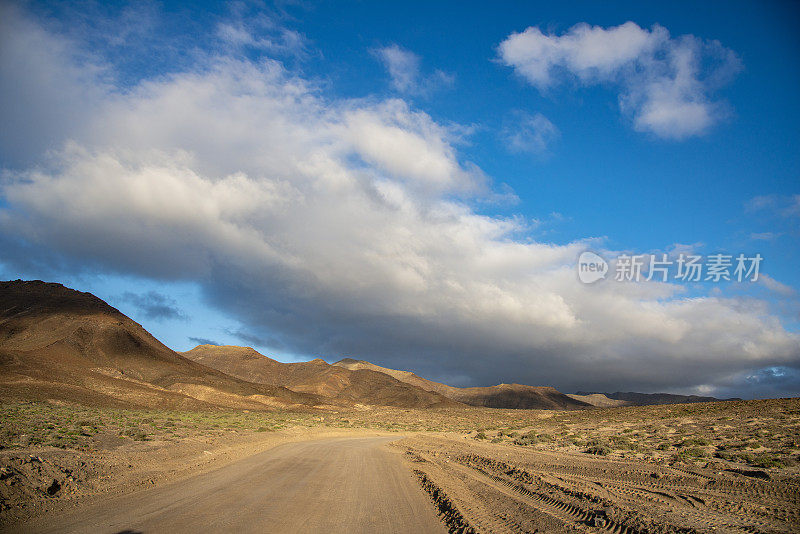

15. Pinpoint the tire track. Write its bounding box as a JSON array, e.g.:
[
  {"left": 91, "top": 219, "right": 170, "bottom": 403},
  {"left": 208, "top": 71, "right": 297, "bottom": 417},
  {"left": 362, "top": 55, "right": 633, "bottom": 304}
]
[
  {"left": 457, "top": 453, "right": 771, "bottom": 534},
  {"left": 401, "top": 438, "right": 798, "bottom": 534},
  {"left": 414, "top": 470, "right": 478, "bottom": 534}
]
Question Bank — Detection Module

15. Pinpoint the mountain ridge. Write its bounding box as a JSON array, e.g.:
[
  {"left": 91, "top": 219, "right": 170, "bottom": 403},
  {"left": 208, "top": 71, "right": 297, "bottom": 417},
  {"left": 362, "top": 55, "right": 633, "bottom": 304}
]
[
  {"left": 181, "top": 345, "right": 458, "bottom": 409},
  {"left": 575, "top": 391, "right": 742, "bottom": 406},
  {"left": 0, "top": 280, "right": 323, "bottom": 410},
  {"left": 333, "top": 358, "right": 590, "bottom": 410}
]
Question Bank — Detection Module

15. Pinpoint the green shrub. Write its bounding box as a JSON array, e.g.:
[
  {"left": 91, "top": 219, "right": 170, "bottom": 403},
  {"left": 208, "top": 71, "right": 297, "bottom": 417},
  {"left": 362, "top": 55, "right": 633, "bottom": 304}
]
[
  {"left": 584, "top": 443, "right": 611, "bottom": 455},
  {"left": 749, "top": 455, "right": 784, "bottom": 468},
  {"left": 677, "top": 447, "right": 708, "bottom": 459},
  {"left": 610, "top": 437, "right": 638, "bottom": 450},
  {"left": 130, "top": 430, "right": 149, "bottom": 441},
  {"left": 678, "top": 437, "right": 709, "bottom": 447}
]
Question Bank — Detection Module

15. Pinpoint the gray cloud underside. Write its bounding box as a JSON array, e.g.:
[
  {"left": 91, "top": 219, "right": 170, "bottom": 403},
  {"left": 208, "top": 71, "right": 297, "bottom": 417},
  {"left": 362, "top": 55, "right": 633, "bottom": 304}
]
[{"left": 119, "top": 290, "right": 188, "bottom": 322}]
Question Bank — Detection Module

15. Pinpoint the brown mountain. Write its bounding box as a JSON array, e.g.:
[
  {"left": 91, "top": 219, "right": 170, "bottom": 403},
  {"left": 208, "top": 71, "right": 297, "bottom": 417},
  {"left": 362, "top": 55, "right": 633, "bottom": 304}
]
[
  {"left": 576, "top": 391, "right": 741, "bottom": 406},
  {"left": 334, "top": 358, "right": 589, "bottom": 410},
  {"left": 181, "top": 345, "right": 458, "bottom": 409},
  {"left": 566, "top": 393, "right": 630, "bottom": 408},
  {"left": 0, "top": 280, "right": 322, "bottom": 410}
]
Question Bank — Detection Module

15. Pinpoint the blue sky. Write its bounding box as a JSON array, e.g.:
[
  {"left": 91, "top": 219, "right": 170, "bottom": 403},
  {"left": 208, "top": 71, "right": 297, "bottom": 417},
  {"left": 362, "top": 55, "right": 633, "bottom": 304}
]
[{"left": 0, "top": 0, "right": 798, "bottom": 398}]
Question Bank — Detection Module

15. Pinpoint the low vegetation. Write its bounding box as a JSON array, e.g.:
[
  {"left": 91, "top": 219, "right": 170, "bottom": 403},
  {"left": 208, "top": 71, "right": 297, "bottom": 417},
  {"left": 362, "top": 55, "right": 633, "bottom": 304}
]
[
  {"left": 2, "top": 397, "right": 798, "bottom": 472},
  {"left": 0, "top": 402, "right": 316, "bottom": 451},
  {"left": 459, "top": 398, "right": 799, "bottom": 470}
]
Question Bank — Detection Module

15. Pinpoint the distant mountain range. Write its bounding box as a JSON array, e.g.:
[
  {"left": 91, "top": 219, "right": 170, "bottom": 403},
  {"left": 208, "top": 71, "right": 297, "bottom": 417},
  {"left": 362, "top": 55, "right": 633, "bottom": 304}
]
[
  {"left": 181, "top": 345, "right": 457, "bottom": 409},
  {"left": 574, "top": 391, "right": 742, "bottom": 406},
  {"left": 334, "top": 358, "right": 588, "bottom": 409},
  {"left": 566, "top": 393, "right": 629, "bottom": 408},
  {"left": 0, "top": 280, "right": 741, "bottom": 411}
]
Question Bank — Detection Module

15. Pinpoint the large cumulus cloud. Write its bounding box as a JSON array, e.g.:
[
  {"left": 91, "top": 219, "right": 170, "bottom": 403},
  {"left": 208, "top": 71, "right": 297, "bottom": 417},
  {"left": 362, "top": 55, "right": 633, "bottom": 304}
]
[{"left": 0, "top": 5, "right": 797, "bottom": 396}]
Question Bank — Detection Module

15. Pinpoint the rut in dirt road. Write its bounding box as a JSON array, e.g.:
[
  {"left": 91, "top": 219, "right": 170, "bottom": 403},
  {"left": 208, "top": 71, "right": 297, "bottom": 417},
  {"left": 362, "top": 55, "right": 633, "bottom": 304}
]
[{"left": 9, "top": 437, "right": 447, "bottom": 534}]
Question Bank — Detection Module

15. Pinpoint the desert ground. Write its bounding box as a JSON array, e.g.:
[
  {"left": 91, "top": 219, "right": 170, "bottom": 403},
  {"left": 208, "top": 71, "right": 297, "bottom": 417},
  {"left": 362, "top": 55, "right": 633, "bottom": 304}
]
[
  {"left": 1, "top": 398, "right": 798, "bottom": 534},
  {"left": 1, "top": 282, "right": 798, "bottom": 532}
]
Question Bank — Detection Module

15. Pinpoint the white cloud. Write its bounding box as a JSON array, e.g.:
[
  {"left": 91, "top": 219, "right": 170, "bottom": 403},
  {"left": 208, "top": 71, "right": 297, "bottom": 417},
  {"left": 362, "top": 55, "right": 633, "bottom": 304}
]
[
  {"left": 758, "top": 274, "right": 796, "bottom": 297},
  {"left": 0, "top": 2, "right": 110, "bottom": 166},
  {"left": 0, "top": 7, "right": 797, "bottom": 394},
  {"left": 498, "top": 22, "right": 659, "bottom": 88},
  {"left": 750, "top": 232, "right": 779, "bottom": 241},
  {"left": 215, "top": 1, "right": 309, "bottom": 57},
  {"left": 498, "top": 22, "right": 741, "bottom": 139},
  {"left": 339, "top": 100, "right": 484, "bottom": 193},
  {"left": 666, "top": 242, "right": 705, "bottom": 257},
  {"left": 373, "top": 44, "right": 453, "bottom": 96},
  {"left": 216, "top": 22, "right": 307, "bottom": 56},
  {"left": 746, "top": 195, "right": 776, "bottom": 212},
  {"left": 503, "top": 112, "right": 560, "bottom": 154},
  {"left": 746, "top": 194, "right": 800, "bottom": 218},
  {"left": 374, "top": 44, "right": 419, "bottom": 92}
]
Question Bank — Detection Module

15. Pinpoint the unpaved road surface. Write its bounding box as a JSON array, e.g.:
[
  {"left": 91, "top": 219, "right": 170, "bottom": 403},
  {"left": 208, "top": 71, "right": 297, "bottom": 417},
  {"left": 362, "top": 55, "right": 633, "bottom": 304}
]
[{"left": 11, "top": 437, "right": 446, "bottom": 534}]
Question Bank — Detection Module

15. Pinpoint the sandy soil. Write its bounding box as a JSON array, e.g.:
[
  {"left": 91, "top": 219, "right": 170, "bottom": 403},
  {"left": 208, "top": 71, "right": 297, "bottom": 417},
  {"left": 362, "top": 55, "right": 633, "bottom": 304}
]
[
  {"left": 396, "top": 434, "right": 800, "bottom": 533},
  {"left": 2, "top": 399, "right": 798, "bottom": 533}
]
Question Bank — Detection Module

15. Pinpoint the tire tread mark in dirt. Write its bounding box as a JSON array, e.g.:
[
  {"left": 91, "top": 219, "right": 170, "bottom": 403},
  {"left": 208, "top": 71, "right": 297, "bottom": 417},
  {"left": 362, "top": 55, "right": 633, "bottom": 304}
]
[
  {"left": 413, "top": 469, "right": 478, "bottom": 534},
  {"left": 458, "top": 462, "right": 632, "bottom": 534},
  {"left": 453, "top": 452, "right": 769, "bottom": 534},
  {"left": 408, "top": 452, "right": 558, "bottom": 533},
  {"left": 400, "top": 438, "right": 799, "bottom": 534}
]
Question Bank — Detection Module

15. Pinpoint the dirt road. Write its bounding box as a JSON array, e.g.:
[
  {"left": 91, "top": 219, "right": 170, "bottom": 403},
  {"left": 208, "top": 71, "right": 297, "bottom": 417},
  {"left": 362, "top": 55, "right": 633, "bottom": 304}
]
[
  {"left": 11, "top": 437, "right": 446, "bottom": 534},
  {"left": 400, "top": 434, "right": 800, "bottom": 534}
]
